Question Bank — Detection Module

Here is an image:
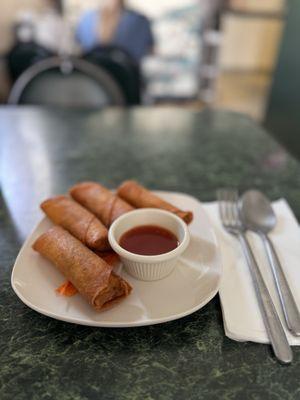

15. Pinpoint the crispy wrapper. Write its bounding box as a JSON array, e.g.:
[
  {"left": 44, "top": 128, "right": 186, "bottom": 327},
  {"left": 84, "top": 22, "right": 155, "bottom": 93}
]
[
  {"left": 41, "top": 195, "right": 110, "bottom": 251},
  {"left": 56, "top": 251, "right": 120, "bottom": 297},
  {"left": 117, "top": 180, "right": 193, "bottom": 224},
  {"left": 32, "top": 226, "right": 132, "bottom": 311},
  {"left": 69, "top": 182, "right": 134, "bottom": 227}
]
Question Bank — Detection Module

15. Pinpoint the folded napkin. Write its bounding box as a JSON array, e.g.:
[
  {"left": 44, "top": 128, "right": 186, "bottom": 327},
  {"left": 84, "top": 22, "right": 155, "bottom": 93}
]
[{"left": 203, "top": 199, "right": 300, "bottom": 345}]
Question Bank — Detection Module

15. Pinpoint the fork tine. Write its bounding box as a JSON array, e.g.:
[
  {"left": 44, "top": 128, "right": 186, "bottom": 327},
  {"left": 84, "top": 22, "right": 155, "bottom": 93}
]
[
  {"left": 217, "top": 188, "right": 240, "bottom": 228},
  {"left": 216, "top": 189, "right": 223, "bottom": 216},
  {"left": 217, "top": 189, "right": 227, "bottom": 225},
  {"left": 227, "top": 189, "right": 236, "bottom": 225},
  {"left": 221, "top": 189, "right": 232, "bottom": 225},
  {"left": 231, "top": 190, "right": 240, "bottom": 222},
  {"left": 222, "top": 190, "right": 231, "bottom": 225}
]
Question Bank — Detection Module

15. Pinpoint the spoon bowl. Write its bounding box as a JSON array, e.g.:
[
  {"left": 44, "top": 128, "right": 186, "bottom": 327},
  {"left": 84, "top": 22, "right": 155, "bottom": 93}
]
[{"left": 240, "top": 190, "right": 276, "bottom": 234}]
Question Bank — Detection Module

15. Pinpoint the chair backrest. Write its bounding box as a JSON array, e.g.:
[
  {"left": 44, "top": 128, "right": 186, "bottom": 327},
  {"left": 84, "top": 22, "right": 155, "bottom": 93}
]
[
  {"left": 6, "top": 41, "right": 54, "bottom": 82},
  {"left": 8, "top": 57, "right": 125, "bottom": 108},
  {"left": 83, "top": 45, "right": 141, "bottom": 105}
]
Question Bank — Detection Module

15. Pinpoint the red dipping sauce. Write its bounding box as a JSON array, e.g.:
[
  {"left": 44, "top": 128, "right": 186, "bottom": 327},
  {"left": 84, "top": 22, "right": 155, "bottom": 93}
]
[{"left": 119, "top": 225, "right": 179, "bottom": 256}]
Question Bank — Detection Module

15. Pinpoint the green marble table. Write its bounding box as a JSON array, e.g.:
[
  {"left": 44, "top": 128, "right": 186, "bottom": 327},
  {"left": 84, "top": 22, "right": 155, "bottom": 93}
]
[{"left": 1, "top": 107, "right": 300, "bottom": 400}]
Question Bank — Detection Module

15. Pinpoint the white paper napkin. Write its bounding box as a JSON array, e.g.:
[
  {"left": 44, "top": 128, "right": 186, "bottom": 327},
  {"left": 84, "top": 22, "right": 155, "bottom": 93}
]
[{"left": 203, "top": 199, "right": 300, "bottom": 345}]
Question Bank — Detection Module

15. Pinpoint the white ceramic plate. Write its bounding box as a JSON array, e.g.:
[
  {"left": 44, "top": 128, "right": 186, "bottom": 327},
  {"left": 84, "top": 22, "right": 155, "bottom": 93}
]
[{"left": 11, "top": 191, "right": 222, "bottom": 327}]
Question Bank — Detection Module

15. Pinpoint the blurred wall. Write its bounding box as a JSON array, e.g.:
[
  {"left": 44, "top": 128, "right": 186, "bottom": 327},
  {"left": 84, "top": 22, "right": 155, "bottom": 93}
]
[
  {"left": 220, "top": 14, "right": 283, "bottom": 71},
  {"left": 229, "top": 0, "right": 284, "bottom": 13},
  {"left": 220, "top": 0, "right": 285, "bottom": 71}
]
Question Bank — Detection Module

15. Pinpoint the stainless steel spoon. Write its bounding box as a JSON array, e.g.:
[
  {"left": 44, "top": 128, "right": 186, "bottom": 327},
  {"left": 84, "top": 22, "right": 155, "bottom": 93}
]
[{"left": 240, "top": 190, "right": 300, "bottom": 336}]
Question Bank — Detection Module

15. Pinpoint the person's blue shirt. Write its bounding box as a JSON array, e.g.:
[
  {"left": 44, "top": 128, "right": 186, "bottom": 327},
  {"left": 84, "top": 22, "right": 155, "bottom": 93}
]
[{"left": 76, "top": 9, "right": 154, "bottom": 62}]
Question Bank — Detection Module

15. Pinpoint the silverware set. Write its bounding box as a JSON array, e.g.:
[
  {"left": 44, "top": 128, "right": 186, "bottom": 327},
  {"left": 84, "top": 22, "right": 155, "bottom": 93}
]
[{"left": 217, "top": 189, "right": 300, "bottom": 364}]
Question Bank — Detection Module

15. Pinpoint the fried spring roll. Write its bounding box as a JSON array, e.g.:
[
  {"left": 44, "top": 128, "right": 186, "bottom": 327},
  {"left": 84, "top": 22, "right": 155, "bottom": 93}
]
[
  {"left": 32, "top": 226, "right": 132, "bottom": 311},
  {"left": 41, "top": 196, "right": 110, "bottom": 251},
  {"left": 69, "top": 182, "right": 134, "bottom": 227},
  {"left": 56, "top": 251, "right": 120, "bottom": 297},
  {"left": 117, "top": 181, "right": 193, "bottom": 224}
]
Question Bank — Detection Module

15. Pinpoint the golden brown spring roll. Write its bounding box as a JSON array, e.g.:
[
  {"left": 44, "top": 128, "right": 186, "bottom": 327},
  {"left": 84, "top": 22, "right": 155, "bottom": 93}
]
[
  {"left": 41, "top": 195, "right": 110, "bottom": 251},
  {"left": 69, "top": 182, "right": 134, "bottom": 227},
  {"left": 56, "top": 251, "right": 120, "bottom": 297},
  {"left": 32, "top": 226, "right": 132, "bottom": 311},
  {"left": 117, "top": 180, "right": 193, "bottom": 224}
]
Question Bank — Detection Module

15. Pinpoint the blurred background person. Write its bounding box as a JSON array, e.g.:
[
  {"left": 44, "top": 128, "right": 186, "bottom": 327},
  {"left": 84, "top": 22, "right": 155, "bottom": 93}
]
[{"left": 76, "top": 0, "right": 154, "bottom": 63}]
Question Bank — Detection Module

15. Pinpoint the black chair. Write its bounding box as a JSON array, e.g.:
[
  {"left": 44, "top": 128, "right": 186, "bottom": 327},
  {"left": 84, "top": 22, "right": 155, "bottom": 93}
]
[
  {"left": 6, "top": 41, "right": 54, "bottom": 82},
  {"left": 83, "top": 45, "right": 141, "bottom": 105},
  {"left": 8, "top": 57, "right": 125, "bottom": 108}
]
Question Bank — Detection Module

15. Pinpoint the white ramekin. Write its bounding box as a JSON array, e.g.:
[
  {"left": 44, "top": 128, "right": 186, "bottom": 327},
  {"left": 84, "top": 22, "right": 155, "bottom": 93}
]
[{"left": 108, "top": 208, "right": 190, "bottom": 281}]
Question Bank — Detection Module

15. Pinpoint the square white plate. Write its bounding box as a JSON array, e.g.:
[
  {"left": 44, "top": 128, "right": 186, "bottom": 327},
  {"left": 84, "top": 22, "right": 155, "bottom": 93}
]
[{"left": 11, "top": 191, "right": 222, "bottom": 327}]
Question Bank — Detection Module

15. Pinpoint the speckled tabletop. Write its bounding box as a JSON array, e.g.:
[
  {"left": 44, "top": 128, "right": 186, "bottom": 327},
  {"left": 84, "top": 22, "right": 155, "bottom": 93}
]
[{"left": 1, "top": 107, "right": 300, "bottom": 400}]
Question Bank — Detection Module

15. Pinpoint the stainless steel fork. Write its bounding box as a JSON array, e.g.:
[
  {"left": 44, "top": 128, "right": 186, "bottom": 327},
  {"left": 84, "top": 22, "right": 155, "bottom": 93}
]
[{"left": 217, "top": 188, "right": 292, "bottom": 364}]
